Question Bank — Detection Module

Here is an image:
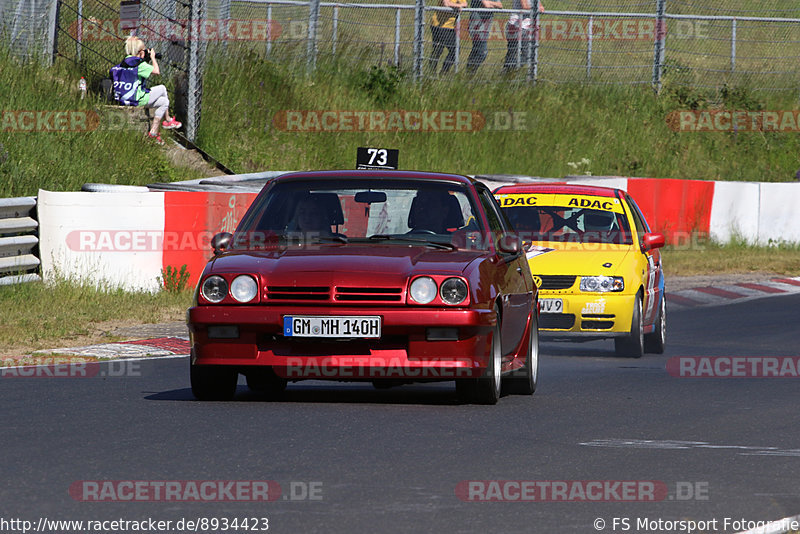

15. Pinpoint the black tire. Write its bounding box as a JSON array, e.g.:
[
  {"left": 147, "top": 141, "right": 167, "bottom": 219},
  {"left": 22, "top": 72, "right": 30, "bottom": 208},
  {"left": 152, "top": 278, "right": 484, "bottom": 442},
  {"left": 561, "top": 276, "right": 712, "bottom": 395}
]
[
  {"left": 459, "top": 310, "right": 502, "bottom": 405},
  {"left": 190, "top": 363, "right": 238, "bottom": 401},
  {"left": 615, "top": 293, "right": 644, "bottom": 359},
  {"left": 503, "top": 312, "right": 538, "bottom": 395},
  {"left": 245, "top": 367, "right": 287, "bottom": 397},
  {"left": 644, "top": 295, "right": 666, "bottom": 354}
]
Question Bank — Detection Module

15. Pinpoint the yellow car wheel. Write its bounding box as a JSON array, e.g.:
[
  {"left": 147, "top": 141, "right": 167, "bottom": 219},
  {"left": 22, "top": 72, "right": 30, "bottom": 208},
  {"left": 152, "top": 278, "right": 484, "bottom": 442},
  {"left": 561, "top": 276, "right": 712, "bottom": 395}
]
[
  {"left": 644, "top": 296, "right": 666, "bottom": 354},
  {"left": 615, "top": 293, "right": 644, "bottom": 358}
]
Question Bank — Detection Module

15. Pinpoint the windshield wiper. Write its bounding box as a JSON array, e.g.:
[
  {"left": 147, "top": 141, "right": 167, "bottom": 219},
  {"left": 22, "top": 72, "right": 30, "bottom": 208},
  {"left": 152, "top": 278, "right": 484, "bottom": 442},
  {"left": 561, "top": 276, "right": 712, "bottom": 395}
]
[
  {"left": 318, "top": 235, "right": 349, "bottom": 244},
  {"left": 368, "top": 234, "right": 456, "bottom": 250}
]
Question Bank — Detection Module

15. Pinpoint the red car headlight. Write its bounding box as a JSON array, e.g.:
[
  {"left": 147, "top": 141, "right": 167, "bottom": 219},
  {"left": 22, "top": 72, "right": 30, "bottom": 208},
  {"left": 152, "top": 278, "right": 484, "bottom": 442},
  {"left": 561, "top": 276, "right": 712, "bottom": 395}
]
[
  {"left": 409, "top": 276, "right": 437, "bottom": 304},
  {"left": 230, "top": 275, "right": 258, "bottom": 303},
  {"left": 440, "top": 277, "right": 468, "bottom": 305},
  {"left": 201, "top": 275, "right": 228, "bottom": 303}
]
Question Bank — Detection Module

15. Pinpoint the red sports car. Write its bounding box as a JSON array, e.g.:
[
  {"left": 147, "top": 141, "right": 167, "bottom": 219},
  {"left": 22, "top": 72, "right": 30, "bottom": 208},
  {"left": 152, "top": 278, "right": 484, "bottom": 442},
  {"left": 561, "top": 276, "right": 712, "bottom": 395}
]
[{"left": 187, "top": 170, "right": 538, "bottom": 404}]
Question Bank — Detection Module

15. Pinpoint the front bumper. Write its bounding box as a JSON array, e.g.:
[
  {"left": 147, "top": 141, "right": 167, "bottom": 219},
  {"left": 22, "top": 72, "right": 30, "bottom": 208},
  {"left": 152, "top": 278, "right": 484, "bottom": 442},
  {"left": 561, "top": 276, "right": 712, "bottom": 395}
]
[
  {"left": 187, "top": 306, "right": 495, "bottom": 380},
  {"left": 538, "top": 292, "right": 635, "bottom": 338}
]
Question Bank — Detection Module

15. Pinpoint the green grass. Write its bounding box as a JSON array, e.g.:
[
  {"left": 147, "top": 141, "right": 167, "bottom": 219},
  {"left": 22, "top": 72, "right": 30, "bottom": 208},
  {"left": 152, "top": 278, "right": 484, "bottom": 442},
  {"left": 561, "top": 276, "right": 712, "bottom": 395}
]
[
  {"left": 0, "top": 277, "right": 192, "bottom": 354},
  {"left": 663, "top": 239, "right": 800, "bottom": 276},
  {"left": 196, "top": 52, "right": 800, "bottom": 181},
  {"left": 0, "top": 49, "right": 204, "bottom": 198}
]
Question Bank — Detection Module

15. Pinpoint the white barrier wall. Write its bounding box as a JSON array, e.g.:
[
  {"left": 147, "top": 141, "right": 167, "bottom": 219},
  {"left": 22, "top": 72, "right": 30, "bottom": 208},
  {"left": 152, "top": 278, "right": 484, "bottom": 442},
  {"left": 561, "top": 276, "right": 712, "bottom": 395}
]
[
  {"left": 708, "top": 181, "right": 761, "bottom": 243},
  {"left": 38, "top": 190, "right": 165, "bottom": 291},
  {"left": 758, "top": 183, "right": 800, "bottom": 244},
  {"left": 35, "top": 178, "right": 800, "bottom": 292}
]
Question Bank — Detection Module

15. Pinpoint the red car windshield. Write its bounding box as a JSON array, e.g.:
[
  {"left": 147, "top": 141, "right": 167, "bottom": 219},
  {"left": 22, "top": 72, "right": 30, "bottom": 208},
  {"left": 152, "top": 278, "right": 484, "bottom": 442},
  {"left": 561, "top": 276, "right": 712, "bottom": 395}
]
[
  {"left": 233, "top": 178, "right": 489, "bottom": 250},
  {"left": 503, "top": 205, "right": 633, "bottom": 245}
]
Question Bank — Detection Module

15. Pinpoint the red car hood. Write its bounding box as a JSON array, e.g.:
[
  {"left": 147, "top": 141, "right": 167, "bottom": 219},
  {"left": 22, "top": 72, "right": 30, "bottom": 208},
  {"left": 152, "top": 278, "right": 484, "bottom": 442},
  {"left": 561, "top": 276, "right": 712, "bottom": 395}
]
[{"left": 207, "top": 245, "right": 486, "bottom": 285}]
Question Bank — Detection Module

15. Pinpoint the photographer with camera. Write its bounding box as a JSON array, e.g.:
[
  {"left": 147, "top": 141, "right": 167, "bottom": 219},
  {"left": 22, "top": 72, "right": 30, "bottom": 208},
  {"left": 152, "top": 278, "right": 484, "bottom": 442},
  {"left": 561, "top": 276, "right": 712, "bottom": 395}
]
[{"left": 109, "top": 36, "right": 181, "bottom": 144}]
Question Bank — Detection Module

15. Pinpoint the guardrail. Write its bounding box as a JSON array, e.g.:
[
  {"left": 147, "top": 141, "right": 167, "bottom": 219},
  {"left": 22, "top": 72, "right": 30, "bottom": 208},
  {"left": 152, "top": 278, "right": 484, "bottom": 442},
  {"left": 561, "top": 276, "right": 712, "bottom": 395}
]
[{"left": 0, "top": 197, "right": 41, "bottom": 286}]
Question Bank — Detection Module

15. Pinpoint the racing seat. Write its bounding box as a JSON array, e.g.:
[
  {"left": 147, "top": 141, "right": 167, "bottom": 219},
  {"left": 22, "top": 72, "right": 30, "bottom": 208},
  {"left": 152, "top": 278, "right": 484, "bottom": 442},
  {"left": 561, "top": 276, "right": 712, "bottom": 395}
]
[
  {"left": 309, "top": 192, "right": 345, "bottom": 228},
  {"left": 407, "top": 191, "right": 464, "bottom": 233},
  {"left": 583, "top": 211, "right": 617, "bottom": 232}
]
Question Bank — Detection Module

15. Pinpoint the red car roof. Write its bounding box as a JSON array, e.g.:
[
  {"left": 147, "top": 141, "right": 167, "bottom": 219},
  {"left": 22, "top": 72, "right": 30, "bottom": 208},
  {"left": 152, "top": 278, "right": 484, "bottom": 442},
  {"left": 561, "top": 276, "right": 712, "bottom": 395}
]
[
  {"left": 493, "top": 183, "right": 620, "bottom": 197},
  {"left": 276, "top": 169, "right": 476, "bottom": 186}
]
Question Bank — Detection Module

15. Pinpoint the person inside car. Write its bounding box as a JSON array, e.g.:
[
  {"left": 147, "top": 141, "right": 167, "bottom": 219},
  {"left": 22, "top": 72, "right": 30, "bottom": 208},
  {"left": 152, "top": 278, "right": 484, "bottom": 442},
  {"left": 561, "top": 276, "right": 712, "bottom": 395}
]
[
  {"left": 582, "top": 210, "right": 618, "bottom": 242},
  {"left": 407, "top": 190, "right": 464, "bottom": 234},
  {"left": 290, "top": 195, "right": 334, "bottom": 236}
]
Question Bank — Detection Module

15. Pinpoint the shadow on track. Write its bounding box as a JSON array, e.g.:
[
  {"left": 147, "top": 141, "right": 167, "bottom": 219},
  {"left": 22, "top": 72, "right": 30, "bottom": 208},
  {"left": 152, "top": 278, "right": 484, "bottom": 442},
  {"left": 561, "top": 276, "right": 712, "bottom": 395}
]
[{"left": 145, "top": 382, "right": 471, "bottom": 405}]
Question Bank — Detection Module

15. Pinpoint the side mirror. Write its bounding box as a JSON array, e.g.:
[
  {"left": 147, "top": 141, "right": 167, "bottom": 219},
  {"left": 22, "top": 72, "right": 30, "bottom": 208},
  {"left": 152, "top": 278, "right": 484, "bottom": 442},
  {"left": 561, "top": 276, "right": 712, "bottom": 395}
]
[
  {"left": 211, "top": 232, "right": 233, "bottom": 255},
  {"left": 642, "top": 232, "right": 665, "bottom": 252},
  {"left": 497, "top": 233, "right": 522, "bottom": 254}
]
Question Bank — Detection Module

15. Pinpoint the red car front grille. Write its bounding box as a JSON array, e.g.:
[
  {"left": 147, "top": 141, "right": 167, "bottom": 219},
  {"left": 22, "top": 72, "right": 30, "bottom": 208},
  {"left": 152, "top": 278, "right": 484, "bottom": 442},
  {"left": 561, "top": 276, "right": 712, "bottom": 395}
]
[
  {"left": 335, "top": 287, "right": 403, "bottom": 302},
  {"left": 266, "top": 286, "right": 330, "bottom": 301}
]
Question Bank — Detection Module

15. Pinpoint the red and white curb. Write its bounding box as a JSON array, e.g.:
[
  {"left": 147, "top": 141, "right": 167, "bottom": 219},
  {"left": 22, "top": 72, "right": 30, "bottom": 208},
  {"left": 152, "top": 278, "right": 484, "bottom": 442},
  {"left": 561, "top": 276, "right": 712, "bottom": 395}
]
[
  {"left": 20, "top": 337, "right": 190, "bottom": 362},
  {"left": 1, "top": 337, "right": 189, "bottom": 371},
  {"left": 4, "top": 278, "right": 799, "bottom": 362},
  {"left": 666, "top": 277, "right": 800, "bottom": 309}
]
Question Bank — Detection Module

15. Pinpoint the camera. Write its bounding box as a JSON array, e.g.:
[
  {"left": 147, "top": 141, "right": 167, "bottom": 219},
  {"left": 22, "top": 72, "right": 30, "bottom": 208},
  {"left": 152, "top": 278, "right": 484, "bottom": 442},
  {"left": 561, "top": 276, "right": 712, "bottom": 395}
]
[{"left": 143, "top": 49, "right": 162, "bottom": 62}]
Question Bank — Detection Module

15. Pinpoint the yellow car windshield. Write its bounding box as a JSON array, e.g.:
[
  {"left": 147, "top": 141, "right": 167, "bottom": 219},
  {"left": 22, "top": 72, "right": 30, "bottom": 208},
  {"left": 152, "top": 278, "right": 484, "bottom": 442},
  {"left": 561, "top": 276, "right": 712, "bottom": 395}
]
[{"left": 503, "top": 205, "right": 634, "bottom": 245}]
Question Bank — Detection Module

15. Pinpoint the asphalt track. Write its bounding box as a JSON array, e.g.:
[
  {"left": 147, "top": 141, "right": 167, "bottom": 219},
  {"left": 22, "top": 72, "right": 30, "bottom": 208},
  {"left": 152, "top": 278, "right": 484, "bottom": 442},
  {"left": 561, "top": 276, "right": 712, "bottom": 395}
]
[{"left": 1, "top": 294, "right": 799, "bottom": 534}]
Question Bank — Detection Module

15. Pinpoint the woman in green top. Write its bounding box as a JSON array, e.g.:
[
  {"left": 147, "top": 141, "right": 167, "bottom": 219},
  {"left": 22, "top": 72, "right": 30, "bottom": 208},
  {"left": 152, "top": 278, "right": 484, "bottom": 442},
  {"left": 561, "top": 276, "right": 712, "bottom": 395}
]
[{"left": 123, "top": 36, "right": 182, "bottom": 144}]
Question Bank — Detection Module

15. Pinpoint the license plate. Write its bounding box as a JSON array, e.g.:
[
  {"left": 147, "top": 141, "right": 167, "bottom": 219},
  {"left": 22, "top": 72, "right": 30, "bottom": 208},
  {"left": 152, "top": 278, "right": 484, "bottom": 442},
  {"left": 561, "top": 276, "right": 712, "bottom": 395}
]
[
  {"left": 539, "top": 298, "right": 563, "bottom": 314},
  {"left": 283, "top": 316, "right": 381, "bottom": 338}
]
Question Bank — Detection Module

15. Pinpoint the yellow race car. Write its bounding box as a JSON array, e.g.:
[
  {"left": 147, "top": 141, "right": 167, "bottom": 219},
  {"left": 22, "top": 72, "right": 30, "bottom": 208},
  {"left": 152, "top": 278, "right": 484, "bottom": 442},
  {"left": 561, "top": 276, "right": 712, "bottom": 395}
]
[{"left": 494, "top": 184, "right": 665, "bottom": 358}]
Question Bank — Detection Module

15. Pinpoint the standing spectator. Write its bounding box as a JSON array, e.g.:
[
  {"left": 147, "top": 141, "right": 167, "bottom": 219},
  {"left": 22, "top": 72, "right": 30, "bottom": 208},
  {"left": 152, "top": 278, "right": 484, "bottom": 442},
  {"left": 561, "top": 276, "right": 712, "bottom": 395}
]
[
  {"left": 429, "top": 0, "right": 467, "bottom": 75},
  {"left": 466, "top": 0, "right": 503, "bottom": 73},
  {"left": 503, "top": 0, "right": 544, "bottom": 72},
  {"left": 110, "top": 36, "right": 182, "bottom": 145}
]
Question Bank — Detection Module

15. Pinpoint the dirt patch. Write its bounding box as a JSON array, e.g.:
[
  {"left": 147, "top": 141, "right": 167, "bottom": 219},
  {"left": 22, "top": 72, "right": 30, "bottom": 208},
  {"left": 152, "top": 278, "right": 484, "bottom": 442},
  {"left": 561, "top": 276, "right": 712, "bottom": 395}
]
[{"left": 164, "top": 140, "right": 227, "bottom": 177}]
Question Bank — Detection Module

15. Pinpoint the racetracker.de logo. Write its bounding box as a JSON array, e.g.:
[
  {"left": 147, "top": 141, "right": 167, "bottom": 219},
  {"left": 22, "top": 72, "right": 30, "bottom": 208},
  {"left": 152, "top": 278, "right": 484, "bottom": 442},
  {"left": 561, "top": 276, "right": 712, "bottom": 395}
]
[
  {"left": 666, "top": 110, "right": 800, "bottom": 132},
  {"left": 455, "top": 480, "right": 668, "bottom": 502},
  {"left": 667, "top": 356, "right": 800, "bottom": 377},
  {"left": 68, "top": 481, "right": 283, "bottom": 502},
  {"left": 68, "top": 18, "right": 283, "bottom": 41},
  {"left": 2, "top": 111, "right": 99, "bottom": 132},
  {"left": 458, "top": 18, "right": 666, "bottom": 42},
  {"left": 0, "top": 356, "right": 101, "bottom": 378},
  {"left": 272, "top": 110, "right": 486, "bottom": 132},
  {"left": 277, "top": 357, "right": 476, "bottom": 379}
]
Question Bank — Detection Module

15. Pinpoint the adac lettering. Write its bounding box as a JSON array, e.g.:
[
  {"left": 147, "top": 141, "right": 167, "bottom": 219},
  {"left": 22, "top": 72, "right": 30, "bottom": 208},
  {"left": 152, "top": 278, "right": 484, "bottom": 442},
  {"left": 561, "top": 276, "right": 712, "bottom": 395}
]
[
  {"left": 500, "top": 195, "right": 537, "bottom": 207},
  {"left": 567, "top": 197, "right": 614, "bottom": 210}
]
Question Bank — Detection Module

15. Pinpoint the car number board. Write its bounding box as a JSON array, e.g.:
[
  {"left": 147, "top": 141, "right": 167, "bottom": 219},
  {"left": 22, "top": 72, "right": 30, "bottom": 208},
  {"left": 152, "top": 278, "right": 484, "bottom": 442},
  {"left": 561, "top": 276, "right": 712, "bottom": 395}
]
[
  {"left": 539, "top": 298, "right": 563, "bottom": 314},
  {"left": 284, "top": 316, "right": 382, "bottom": 338}
]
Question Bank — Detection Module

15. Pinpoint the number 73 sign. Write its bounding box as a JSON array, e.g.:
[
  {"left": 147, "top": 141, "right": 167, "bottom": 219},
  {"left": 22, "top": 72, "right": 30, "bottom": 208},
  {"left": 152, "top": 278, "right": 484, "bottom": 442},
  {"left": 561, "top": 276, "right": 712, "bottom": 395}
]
[{"left": 356, "top": 147, "right": 399, "bottom": 170}]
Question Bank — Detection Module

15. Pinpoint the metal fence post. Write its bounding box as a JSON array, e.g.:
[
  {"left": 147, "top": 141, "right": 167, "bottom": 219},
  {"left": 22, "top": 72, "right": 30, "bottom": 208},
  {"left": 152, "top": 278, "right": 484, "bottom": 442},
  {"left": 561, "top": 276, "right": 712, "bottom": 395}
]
[
  {"left": 266, "top": 3, "right": 272, "bottom": 57},
  {"left": 730, "top": 18, "right": 736, "bottom": 73},
  {"left": 332, "top": 4, "right": 338, "bottom": 56},
  {"left": 586, "top": 14, "right": 593, "bottom": 79},
  {"left": 219, "top": 0, "right": 231, "bottom": 47},
  {"left": 187, "top": 0, "right": 203, "bottom": 142},
  {"left": 652, "top": 0, "right": 666, "bottom": 92},
  {"left": 515, "top": 10, "right": 522, "bottom": 68},
  {"left": 77, "top": 0, "right": 83, "bottom": 61},
  {"left": 527, "top": 1, "right": 539, "bottom": 84},
  {"left": 454, "top": 10, "right": 460, "bottom": 72},
  {"left": 48, "top": 0, "right": 60, "bottom": 66},
  {"left": 307, "top": 0, "right": 320, "bottom": 72},
  {"left": 394, "top": 7, "right": 400, "bottom": 65},
  {"left": 413, "top": 0, "right": 424, "bottom": 81}
]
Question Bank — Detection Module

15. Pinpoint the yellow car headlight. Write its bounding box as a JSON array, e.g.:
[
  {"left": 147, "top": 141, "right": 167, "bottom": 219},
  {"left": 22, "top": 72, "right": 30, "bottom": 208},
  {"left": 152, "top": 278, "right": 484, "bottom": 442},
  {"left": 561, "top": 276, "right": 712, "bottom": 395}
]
[{"left": 580, "top": 276, "right": 624, "bottom": 292}]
